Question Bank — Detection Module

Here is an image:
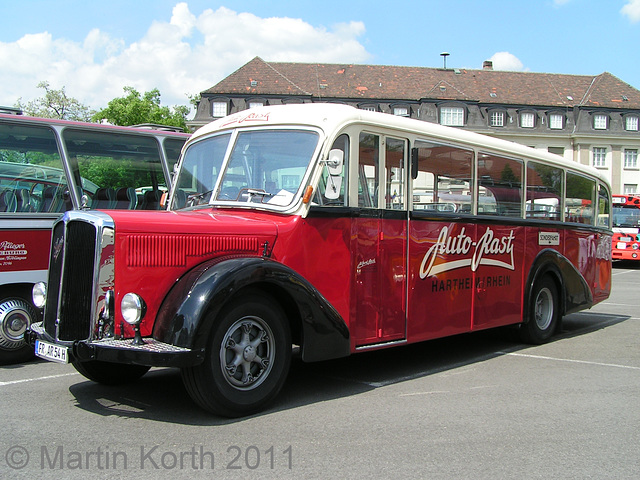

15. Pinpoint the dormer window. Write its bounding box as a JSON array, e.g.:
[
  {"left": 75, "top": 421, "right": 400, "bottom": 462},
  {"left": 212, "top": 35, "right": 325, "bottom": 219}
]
[
  {"left": 393, "top": 106, "right": 409, "bottom": 117},
  {"left": 211, "top": 101, "right": 228, "bottom": 118},
  {"left": 549, "top": 113, "right": 564, "bottom": 130},
  {"left": 625, "top": 115, "right": 639, "bottom": 131},
  {"left": 593, "top": 114, "right": 608, "bottom": 130},
  {"left": 520, "top": 112, "right": 535, "bottom": 128},
  {"left": 440, "top": 106, "right": 465, "bottom": 126},
  {"left": 489, "top": 111, "right": 505, "bottom": 127}
]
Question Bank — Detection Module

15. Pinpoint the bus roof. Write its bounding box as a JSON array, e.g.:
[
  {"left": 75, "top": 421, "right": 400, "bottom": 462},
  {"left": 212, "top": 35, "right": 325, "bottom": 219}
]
[
  {"left": 191, "top": 103, "right": 609, "bottom": 186},
  {"left": 0, "top": 113, "right": 190, "bottom": 138}
]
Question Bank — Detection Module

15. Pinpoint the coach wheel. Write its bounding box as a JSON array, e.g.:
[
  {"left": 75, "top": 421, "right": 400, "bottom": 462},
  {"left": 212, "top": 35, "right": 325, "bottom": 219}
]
[
  {"left": 0, "top": 296, "right": 36, "bottom": 364},
  {"left": 520, "top": 275, "right": 559, "bottom": 345},
  {"left": 181, "top": 290, "right": 291, "bottom": 417},
  {"left": 72, "top": 359, "right": 151, "bottom": 385}
]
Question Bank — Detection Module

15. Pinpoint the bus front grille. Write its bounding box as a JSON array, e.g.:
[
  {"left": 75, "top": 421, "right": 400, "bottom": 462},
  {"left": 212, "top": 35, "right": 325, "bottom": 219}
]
[{"left": 43, "top": 218, "right": 98, "bottom": 342}]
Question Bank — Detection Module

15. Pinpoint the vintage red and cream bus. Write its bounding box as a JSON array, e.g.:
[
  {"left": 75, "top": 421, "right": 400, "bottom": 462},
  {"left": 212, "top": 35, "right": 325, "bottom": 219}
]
[
  {"left": 0, "top": 113, "right": 188, "bottom": 363},
  {"left": 611, "top": 194, "right": 640, "bottom": 260},
  {"left": 25, "top": 104, "right": 612, "bottom": 416}
]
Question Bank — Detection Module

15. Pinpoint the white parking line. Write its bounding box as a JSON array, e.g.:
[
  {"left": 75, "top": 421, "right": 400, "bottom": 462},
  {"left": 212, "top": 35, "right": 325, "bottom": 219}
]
[
  {"left": 0, "top": 372, "right": 79, "bottom": 387},
  {"left": 498, "top": 352, "right": 640, "bottom": 371}
]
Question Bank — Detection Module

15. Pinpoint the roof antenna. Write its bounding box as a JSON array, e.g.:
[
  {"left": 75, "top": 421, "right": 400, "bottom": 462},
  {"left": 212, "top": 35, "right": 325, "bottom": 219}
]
[{"left": 440, "top": 52, "right": 450, "bottom": 70}]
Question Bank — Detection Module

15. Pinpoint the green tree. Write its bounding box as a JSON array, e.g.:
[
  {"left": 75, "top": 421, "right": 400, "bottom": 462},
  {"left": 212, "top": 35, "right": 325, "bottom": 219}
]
[
  {"left": 15, "top": 81, "right": 95, "bottom": 121},
  {"left": 92, "top": 86, "right": 190, "bottom": 131}
]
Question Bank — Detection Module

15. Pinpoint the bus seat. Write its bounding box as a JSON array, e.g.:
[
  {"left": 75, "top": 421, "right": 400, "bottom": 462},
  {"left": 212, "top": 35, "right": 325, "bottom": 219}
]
[
  {"left": 40, "top": 186, "right": 64, "bottom": 212},
  {"left": 0, "top": 189, "right": 17, "bottom": 212},
  {"left": 16, "top": 189, "right": 34, "bottom": 212},
  {"left": 115, "top": 187, "right": 138, "bottom": 209},
  {"left": 91, "top": 187, "right": 116, "bottom": 209},
  {"left": 141, "top": 189, "right": 161, "bottom": 210}
]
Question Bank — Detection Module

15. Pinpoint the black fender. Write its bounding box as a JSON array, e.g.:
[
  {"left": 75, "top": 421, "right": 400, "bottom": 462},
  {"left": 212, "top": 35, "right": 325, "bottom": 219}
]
[
  {"left": 153, "top": 256, "right": 350, "bottom": 362},
  {"left": 523, "top": 249, "right": 593, "bottom": 324}
]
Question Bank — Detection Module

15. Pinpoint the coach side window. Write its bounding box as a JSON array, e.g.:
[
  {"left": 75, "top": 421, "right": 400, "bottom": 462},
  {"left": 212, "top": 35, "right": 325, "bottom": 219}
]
[
  {"left": 358, "top": 133, "right": 380, "bottom": 208},
  {"left": 526, "top": 162, "right": 563, "bottom": 221},
  {"left": 566, "top": 172, "right": 596, "bottom": 225},
  {"left": 477, "top": 153, "right": 523, "bottom": 217},
  {"left": 0, "top": 123, "right": 69, "bottom": 213},
  {"left": 597, "top": 184, "right": 611, "bottom": 228},
  {"left": 411, "top": 140, "right": 473, "bottom": 213}
]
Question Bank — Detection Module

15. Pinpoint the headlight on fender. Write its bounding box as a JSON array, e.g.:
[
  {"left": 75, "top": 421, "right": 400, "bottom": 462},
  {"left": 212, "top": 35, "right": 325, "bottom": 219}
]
[
  {"left": 33, "top": 282, "right": 47, "bottom": 309},
  {"left": 121, "top": 293, "right": 146, "bottom": 325}
]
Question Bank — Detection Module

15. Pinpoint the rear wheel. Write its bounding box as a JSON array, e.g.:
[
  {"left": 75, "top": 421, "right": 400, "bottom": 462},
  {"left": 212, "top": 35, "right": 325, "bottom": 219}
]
[
  {"left": 72, "top": 360, "right": 151, "bottom": 385},
  {"left": 181, "top": 291, "right": 291, "bottom": 417},
  {"left": 520, "top": 275, "right": 559, "bottom": 344},
  {"left": 0, "top": 296, "right": 37, "bottom": 364}
]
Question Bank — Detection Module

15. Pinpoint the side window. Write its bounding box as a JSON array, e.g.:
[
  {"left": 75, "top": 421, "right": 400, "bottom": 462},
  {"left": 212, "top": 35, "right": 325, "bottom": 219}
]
[
  {"left": 412, "top": 140, "right": 473, "bottom": 213},
  {"left": 566, "top": 172, "right": 595, "bottom": 225},
  {"left": 526, "top": 162, "right": 563, "bottom": 221},
  {"left": 597, "top": 184, "right": 611, "bottom": 228},
  {"left": 65, "top": 129, "right": 166, "bottom": 210},
  {"left": 314, "top": 134, "right": 348, "bottom": 206},
  {"left": 358, "top": 133, "right": 379, "bottom": 208},
  {"left": 0, "top": 122, "right": 69, "bottom": 213},
  {"left": 477, "top": 153, "right": 523, "bottom": 217},
  {"left": 385, "top": 138, "right": 406, "bottom": 210}
]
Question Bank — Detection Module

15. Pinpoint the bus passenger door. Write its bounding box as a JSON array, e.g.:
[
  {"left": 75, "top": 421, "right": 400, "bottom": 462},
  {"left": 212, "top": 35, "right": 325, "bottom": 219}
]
[{"left": 352, "top": 133, "right": 407, "bottom": 346}]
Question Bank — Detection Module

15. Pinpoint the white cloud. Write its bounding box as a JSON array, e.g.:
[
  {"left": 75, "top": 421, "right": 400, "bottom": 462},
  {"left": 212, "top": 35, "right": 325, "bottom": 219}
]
[
  {"left": 488, "top": 52, "right": 525, "bottom": 71},
  {"left": 621, "top": 0, "right": 640, "bottom": 22},
  {"left": 0, "top": 2, "right": 370, "bottom": 111}
]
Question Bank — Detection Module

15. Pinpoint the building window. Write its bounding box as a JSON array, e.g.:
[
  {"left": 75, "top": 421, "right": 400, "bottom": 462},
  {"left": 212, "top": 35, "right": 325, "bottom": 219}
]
[
  {"left": 360, "top": 105, "right": 377, "bottom": 112},
  {"left": 393, "top": 106, "right": 409, "bottom": 117},
  {"left": 489, "top": 111, "right": 505, "bottom": 127},
  {"left": 548, "top": 147, "right": 564, "bottom": 156},
  {"left": 624, "top": 149, "right": 638, "bottom": 169},
  {"left": 625, "top": 116, "right": 639, "bottom": 131},
  {"left": 211, "top": 101, "right": 228, "bottom": 117},
  {"left": 624, "top": 184, "right": 638, "bottom": 194},
  {"left": 440, "top": 107, "right": 465, "bottom": 126},
  {"left": 549, "top": 113, "right": 563, "bottom": 130},
  {"left": 520, "top": 112, "right": 535, "bottom": 128},
  {"left": 248, "top": 101, "right": 263, "bottom": 109},
  {"left": 593, "top": 114, "right": 608, "bottom": 130},
  {"left": 593, "top": 147, "right": 607, "bottom": 168}
]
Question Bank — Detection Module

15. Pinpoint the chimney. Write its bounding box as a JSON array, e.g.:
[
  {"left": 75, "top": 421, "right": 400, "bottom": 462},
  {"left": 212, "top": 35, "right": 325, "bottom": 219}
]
[{"left": 483, "top": 60, "right": 493, "bottom": 70}]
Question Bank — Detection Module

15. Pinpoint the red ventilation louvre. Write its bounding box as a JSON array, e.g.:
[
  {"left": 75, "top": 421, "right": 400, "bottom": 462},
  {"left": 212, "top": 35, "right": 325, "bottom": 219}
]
[{"left": 126, "top": 234, "right": 260, "bottom": 267}]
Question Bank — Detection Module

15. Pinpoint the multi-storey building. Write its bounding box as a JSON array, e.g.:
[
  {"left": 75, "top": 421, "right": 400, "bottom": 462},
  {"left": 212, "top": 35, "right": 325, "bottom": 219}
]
[{"left": 189, "top": 56, "right": 640, "bottom": 194}]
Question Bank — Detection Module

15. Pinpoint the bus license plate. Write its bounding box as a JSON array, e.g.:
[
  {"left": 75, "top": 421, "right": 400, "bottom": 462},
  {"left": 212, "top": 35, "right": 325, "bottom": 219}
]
[{"left": 35, "top": 340, "right": 69, "bottom": 364}]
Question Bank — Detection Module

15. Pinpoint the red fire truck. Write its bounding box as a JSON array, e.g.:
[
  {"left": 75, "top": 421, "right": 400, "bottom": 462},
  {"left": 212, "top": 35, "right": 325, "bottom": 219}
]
[
  {"left": 25, "top": 104, "right": 612, "bottom": 416},
  {"left": 0, "top": 113, "right": 188, "bottom": 363}
]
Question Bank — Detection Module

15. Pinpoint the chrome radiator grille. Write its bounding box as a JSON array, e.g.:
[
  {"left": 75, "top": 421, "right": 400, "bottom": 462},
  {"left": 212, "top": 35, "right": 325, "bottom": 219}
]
[{"left": 44, "top": 217, "right": 98, "bottom": 341}]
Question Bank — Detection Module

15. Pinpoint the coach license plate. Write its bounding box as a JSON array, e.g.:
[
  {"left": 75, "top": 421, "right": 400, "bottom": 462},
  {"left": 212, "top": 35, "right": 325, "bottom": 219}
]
[{"left": 35, "top": 340, "right": 69, "bottom": 364}]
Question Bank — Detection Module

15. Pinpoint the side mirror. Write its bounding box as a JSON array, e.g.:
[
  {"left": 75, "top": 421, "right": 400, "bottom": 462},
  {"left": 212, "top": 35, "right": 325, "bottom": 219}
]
[
  {"left": 326, "top": 149, "right": 344, "bottom": 175},
  {"left": 324, "top": 149, "right": 344, "bottom": 200}
]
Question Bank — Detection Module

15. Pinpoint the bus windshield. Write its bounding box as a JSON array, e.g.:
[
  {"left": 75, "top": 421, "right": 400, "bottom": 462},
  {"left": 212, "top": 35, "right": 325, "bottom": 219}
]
[
  {"left": 172, "top": 129, "right": 319, "bottom": 209},
  {"left": 613, "top": 205, "right": 640, "bottom": 228}
]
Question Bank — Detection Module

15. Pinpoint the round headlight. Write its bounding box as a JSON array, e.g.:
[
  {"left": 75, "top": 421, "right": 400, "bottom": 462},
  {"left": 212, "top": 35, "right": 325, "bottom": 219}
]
[
  {"left": 121, "top": 293, "right": 146, "bottom": 325},
  {"left": 32, "top": 282, "right": 47, "bottom": 309}
]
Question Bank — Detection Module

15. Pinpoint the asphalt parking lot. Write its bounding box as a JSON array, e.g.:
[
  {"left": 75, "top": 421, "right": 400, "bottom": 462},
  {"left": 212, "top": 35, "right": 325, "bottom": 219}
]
[{"left": 1, "top": 262, "right": 638, "bottom": 479}]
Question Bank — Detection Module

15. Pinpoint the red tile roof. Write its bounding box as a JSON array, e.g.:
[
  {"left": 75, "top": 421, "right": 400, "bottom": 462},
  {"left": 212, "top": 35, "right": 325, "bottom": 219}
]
[{"left": 204, "top": 57, "right": 640, "bottom": 110}]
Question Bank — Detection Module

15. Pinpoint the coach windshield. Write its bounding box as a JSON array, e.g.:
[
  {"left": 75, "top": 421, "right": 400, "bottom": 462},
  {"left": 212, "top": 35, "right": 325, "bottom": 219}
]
[{"left": 172, "top": 128, "right": 319, "bottom": 210}]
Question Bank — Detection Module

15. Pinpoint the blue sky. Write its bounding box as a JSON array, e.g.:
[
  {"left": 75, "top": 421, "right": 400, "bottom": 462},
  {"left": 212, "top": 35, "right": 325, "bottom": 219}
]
[{"left": 1, "top": 0, "right": 640, "bottom": 115}]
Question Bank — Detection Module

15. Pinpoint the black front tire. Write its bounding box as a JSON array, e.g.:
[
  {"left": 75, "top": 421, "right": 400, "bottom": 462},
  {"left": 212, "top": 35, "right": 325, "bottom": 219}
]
[
  {"left": 181, "top": 290, "right": 291, "bottom": 417},
  {"left": 520, "top": 275, "right": 559, "bottom": 344},
  {"left": 72, "top": 360, "right": 151, "bottom": 385}
]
